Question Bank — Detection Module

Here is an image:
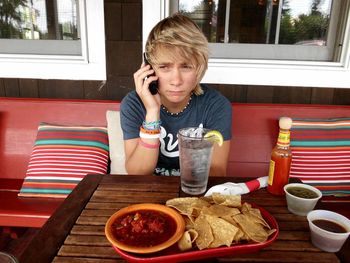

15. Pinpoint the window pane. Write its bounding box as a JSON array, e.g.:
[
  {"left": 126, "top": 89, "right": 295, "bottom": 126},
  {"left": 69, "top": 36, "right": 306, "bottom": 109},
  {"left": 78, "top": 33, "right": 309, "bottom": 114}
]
[
  {"left": 279, "top": 0, "right": 332, "bottom": 45},
  {"left": 0, "top": 0, "right": 79, "bottom": 40},
  {"left": 178, "top": 0, "right": 333, "bottom": 46}
]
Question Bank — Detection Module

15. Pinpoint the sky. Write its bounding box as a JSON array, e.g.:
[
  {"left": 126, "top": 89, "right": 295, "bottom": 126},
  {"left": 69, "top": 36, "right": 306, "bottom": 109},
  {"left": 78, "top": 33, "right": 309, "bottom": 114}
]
[{"left": 288, "top": 0, "right": 332, "bottom": 18}]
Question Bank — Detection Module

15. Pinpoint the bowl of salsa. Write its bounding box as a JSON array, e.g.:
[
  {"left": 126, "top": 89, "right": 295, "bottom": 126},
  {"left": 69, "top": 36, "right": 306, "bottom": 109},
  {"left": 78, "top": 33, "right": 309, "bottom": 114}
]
[
  {"left": 283, "top": 183, "right": 322, "bottom": 216},
  {"left": 105, "top": 203, "right": 186, "bottom": 254}
]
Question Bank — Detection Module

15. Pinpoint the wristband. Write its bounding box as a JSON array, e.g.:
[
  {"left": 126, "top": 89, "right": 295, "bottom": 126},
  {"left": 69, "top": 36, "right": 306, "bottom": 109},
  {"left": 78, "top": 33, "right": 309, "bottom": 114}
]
[
  {"left": 142, "top": 120, "right": 162, "bottom": 130},
  {"left": 140, "top": 126, "right": 160, "bottom": 134},
  {"left": 139, "top": 139, "right": 160, "bottom": 149},
  {"left": 139, "top": 131, "right": 160, "bottom": 139}
]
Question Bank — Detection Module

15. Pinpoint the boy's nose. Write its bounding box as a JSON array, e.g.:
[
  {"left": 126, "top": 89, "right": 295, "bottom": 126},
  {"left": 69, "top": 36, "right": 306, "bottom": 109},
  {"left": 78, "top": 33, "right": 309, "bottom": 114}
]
[{"left": 171, "top": 69, "right": 182, "bottom": 85}]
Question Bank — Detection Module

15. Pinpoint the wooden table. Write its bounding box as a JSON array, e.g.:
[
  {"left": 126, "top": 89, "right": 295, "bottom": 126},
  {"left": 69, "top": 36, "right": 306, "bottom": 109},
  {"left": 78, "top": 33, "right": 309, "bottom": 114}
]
[{"left": 17, "top": 174, "right": 349, "bottom": 263}]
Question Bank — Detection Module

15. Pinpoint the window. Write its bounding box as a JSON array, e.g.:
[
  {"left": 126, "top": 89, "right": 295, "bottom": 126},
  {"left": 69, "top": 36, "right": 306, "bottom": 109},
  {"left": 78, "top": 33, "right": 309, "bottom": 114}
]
[
  {"left": 0, "top": 0, "right": 106, "bottom": 80},
  {"left": 143, "top": 0, "right": 350, "bottom": 88}
]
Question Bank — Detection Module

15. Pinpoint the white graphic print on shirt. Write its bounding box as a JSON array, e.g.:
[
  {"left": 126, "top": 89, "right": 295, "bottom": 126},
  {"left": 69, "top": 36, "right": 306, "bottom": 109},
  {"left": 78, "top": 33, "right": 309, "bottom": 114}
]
[{"left": 159, "top": 124, "right": 203, "bottom": 158}]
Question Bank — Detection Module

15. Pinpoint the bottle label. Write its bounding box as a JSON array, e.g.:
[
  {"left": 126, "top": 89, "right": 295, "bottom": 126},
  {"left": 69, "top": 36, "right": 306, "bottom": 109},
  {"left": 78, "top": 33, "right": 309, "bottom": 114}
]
[
  {"left": 277, "top": 130, "right": 290, "bottom": 147},
  {"left": 268, "top": 159, "right": 275, "bottom": 185}
]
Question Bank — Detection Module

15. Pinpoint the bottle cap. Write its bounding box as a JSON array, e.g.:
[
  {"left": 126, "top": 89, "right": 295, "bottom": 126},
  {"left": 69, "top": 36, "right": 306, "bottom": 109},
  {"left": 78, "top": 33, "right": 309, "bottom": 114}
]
[{"left": 279, "top": 117, "right": 292, "bottom": 130}]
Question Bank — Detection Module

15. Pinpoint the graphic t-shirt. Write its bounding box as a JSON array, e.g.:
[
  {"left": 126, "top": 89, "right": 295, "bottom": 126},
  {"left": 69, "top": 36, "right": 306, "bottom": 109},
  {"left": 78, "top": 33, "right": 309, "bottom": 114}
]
[{"left": 120, "top": 85, "right": 232, "bottom": 176}]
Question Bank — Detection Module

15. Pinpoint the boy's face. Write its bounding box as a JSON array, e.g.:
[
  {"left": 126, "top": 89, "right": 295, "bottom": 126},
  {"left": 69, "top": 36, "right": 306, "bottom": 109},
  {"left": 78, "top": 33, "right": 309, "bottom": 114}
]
[{"left": 152, "top": 49, "right": 198, "bottom": 104}]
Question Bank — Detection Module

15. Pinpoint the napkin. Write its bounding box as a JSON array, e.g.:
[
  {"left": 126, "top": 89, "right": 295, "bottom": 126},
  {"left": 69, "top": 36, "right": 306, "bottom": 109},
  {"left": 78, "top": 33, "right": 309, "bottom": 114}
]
[{"left": 205, "top": 176, "right": 268, "bottom": 196}]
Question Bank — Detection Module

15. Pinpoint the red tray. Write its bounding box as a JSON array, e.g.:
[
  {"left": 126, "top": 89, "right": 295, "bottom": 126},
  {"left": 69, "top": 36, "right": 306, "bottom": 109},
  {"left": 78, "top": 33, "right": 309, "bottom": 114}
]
[{"left": 113, "top": 204, "right": 279, "bottom": 263}]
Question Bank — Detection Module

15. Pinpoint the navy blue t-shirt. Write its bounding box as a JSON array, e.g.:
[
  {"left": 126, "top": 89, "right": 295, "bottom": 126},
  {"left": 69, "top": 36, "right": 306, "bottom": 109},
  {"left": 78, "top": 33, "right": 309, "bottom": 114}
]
[{"left": 120, "top": 85, "right": 232, "bottom": 176}]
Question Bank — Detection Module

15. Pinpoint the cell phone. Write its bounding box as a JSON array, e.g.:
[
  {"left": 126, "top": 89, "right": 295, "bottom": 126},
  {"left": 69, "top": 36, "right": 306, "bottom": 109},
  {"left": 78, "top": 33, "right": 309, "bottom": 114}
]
[{"left": 143, "top": 52, "right": 158, "bottom": 95}]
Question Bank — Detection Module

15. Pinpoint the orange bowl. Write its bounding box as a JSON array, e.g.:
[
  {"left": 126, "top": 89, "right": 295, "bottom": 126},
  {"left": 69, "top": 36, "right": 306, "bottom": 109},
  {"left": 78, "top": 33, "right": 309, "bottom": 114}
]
[{"left": 105, "top": 203, "right": 185, "bottom": 254}]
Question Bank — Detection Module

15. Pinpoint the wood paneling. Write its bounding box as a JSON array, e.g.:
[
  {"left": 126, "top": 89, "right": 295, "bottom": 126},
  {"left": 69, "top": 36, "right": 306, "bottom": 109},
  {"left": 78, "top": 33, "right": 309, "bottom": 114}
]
[
  {"left": 38, "top": 80, "right": 84, "bottom": 99},
  {"left": 106, "top": 41, "right": 142, "bottom": 77},
  {"left": 0, "top": 79, "right": 5, "bottom": 96},
  {"left": 105, "top": 3, "right": 122, "bottom": 41},
  {"left": 3, "top": 79, "right": 20, "bottom": 97},
  {"left": 0, "top": 0, "right": 349, "bottom": 106},
  {"left": 19, "top": 79, "right": 39, "bottom": 98},
  {"left": 84, "top": 81, "right": 108, "bottom": 100},
  {"left": 334, "top": 89, "right": 350, "bottom": 105},
  {"left": 310, "top": 88, "right": 335, "bottom": 105},
  {"left": 107, "top": 76, "right": 135, "bottom": 100},
  {"left": 122, "top": 3, "right": 142, "bottom": 40}
]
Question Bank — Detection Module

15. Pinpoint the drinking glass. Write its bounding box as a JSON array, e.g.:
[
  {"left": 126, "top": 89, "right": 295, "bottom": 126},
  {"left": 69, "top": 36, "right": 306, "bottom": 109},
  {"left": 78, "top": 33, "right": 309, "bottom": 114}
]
[{"left": 178, "top": 127, "right": 214, "bottom": 195}]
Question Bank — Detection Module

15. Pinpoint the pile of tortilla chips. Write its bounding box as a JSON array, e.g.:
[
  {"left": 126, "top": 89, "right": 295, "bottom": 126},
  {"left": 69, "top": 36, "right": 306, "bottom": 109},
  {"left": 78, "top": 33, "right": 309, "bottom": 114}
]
[{"left": 165, "top": 193, "right": 276, "bottom": 251}]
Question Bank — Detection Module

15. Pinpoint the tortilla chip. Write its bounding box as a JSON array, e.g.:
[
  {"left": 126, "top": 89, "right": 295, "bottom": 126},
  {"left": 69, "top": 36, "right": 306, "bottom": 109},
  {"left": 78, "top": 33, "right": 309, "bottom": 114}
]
[
  {"left": 166, "top": 197, "right": 210, "bottom": 218},
  {"left": 233, "top": 214, "right": 269, "bottom": 243},
  {"left": 241, "top": 203, "right": 270, "bottom": 229},
  {"left": 205, "top": 215, "right": 238, "bottom": 248},
  {"left": 233, "top": 228, "right": 246, "bottom": 243},
  {"left": 166, "top": 197, "right": 198, "bottom": 216},
  {"left": 191, "top": 199, "right": 211, "bottom": 217},
  {"left": 201, "top": 204, "right": 241, "bottom": 218},
  {"left": 184, "top": 216, "right": 195, "bottom": 230},
  {"left": 211, "top": 193, "right": 241, "bottom": 207},
  {"left": 194, "top": 215, "right": 214, "bottom": 250},
  {"left": 178, "top": 229, "right": 199, "bottom": 251},
  {"left": 166, "top": 195, "right": 276, "bottom": 250}
]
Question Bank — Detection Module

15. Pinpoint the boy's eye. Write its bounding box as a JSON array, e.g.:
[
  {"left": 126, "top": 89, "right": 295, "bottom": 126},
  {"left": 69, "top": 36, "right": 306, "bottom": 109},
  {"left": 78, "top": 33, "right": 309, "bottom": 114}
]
[{"left": 182, "top": 64, "right": 193, "bottom": 69}]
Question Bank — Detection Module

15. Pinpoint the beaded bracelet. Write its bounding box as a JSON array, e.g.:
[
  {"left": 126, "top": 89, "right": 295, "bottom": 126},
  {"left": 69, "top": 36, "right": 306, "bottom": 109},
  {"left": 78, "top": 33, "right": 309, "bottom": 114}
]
[
  {"left": 142, "top": 120, "right": 162, "bottom": 130},
  {"left": 139, "top": 131, "right": 160, "bottom": 139},
  {"left": 139, "top": 138, "right": 160, "bottom": 149}
]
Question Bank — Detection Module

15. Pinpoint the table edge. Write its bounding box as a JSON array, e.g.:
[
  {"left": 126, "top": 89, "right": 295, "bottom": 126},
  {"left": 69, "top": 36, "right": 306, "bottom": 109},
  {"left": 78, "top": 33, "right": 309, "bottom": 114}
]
[{"left": 17, "top": 174, "right": 104, "bottom": 263}]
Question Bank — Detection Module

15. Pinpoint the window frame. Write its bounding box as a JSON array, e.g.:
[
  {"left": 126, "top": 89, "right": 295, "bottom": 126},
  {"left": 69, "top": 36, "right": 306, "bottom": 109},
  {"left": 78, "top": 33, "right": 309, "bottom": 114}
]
[
  {"left": 0, "top": 0, "right": 106, "bottom": 81},
  {"left": 143, "top": 0, "right": 350, "bottom": 88}
]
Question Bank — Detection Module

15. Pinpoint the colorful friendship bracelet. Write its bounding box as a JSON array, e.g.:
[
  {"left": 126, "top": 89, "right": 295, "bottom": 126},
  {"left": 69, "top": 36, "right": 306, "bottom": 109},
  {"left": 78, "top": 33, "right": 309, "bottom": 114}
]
[{"left": 142, "top": 120, "right": 162, "bottom": 130}]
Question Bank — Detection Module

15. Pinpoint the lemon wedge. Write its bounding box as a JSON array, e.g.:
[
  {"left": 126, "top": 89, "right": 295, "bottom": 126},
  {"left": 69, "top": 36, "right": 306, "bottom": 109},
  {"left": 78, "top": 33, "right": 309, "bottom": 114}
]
[{"left": 204, "top": 130, "right": 224, "bottom": 146}]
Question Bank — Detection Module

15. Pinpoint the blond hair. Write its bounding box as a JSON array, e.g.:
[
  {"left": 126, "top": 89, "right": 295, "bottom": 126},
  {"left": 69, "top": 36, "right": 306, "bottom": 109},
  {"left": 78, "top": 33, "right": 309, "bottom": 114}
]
[{"left": 145, "top": 13, "right": 209, "bottom": 95}]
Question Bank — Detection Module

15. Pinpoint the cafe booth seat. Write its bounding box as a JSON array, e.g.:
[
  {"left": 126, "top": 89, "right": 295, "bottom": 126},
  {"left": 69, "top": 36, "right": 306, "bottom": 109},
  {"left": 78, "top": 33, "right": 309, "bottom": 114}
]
[
  {"left": 0, "top": 97, "right": 120, "bottom": 228},
  {"left": 1, "top": 97, "right": 350, "bottom": 228}
]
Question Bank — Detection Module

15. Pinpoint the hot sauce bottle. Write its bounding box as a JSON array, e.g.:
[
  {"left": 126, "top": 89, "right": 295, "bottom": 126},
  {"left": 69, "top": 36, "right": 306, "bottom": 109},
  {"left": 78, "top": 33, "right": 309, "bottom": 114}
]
[{"left": 267, "top": 117, "right": 293, "bottom": 195}]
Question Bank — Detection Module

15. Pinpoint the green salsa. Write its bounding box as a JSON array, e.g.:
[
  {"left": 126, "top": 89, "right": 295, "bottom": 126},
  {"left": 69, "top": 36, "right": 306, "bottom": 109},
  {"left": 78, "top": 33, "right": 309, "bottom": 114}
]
[{"left": 287, "top": 186, "right": 319, "bottom": 199}]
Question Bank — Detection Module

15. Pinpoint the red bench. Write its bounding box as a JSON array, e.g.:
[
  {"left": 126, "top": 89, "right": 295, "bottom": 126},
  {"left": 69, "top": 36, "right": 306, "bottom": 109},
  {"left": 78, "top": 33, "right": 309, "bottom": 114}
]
[
  {"left": 0, "top": 98, "right": 120, "bottom": 227},
  {"left": 229, "top": 103, "right": 350, "bottom": 177},
  {"left": 1, "top": 97, "right": 350, "bottom": 228}
]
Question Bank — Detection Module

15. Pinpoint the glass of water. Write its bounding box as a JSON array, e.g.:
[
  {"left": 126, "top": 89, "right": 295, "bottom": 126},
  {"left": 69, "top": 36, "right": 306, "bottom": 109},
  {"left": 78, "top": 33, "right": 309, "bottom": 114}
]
[{"left": 178, "top": 127, "right": 214, "bottom": 195}]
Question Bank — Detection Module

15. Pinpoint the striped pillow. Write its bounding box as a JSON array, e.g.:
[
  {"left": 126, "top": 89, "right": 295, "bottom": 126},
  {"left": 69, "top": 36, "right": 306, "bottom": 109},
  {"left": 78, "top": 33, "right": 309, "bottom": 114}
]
[
  {"left": 289, "top": 118, "right": 350, "bottom": 196},
  {"left": 18, "top": 123, "right": 109, "bottom": 198}
]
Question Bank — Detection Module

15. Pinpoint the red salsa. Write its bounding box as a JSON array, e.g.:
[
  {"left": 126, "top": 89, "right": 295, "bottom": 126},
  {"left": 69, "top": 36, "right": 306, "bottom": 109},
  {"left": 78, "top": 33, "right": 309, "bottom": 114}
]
[{"left": 111, "top": 209, "right": 177, "bottom": 247}]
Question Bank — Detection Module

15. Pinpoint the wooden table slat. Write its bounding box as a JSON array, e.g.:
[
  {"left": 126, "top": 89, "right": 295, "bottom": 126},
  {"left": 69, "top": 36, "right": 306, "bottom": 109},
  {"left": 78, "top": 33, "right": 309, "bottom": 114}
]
[
  {"left": 90, "top": 192, "right": 178, "bottom": 203},
  {"left": 218, "top": 250, "right": 340, "bottom": 263},
  {"left": 64, "top": 235, "right": 109, "bottom": 246},
  {"left": 76, "top": 215, "right": 110, "bottom": 225},
  {"left": 70, "top": 225, "right": 105, "bottom": 236},
  {"left": 277, "top": 230, "right": 310, "bottom": 241},
  {"left": 80, "top": 209, "right": 117, "bottom": 217},
  {"left": 53, "top": 257, "right": 123, "bottom": 263},
  {"left": 97, "top": 183, "right": 179, "bottom": 192},
  {"left": 57, "top": 245, "right": 119, "bottom": 259},
  {"left": 85, "top": 202, "right": 144, "bottom": 210}
]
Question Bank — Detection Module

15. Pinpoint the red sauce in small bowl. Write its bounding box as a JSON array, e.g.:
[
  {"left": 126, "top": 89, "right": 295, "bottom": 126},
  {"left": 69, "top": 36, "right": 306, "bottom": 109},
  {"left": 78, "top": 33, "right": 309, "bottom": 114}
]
[{"left": 111, "top": 209, "right": 177, "bottom": 247}]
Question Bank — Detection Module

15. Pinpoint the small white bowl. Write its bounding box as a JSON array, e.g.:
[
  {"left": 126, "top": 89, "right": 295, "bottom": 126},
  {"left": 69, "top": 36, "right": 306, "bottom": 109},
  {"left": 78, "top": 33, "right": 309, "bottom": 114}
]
[
  {"left": 284, "top": 183, "right": 322, "bottom": 216},
  {"left": 307, "top": 210, "right": 350, "bottom": 252}
]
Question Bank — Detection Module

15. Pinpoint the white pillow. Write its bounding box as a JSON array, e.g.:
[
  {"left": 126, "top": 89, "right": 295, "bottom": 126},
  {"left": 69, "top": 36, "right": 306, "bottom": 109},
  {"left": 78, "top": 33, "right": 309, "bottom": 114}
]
[{"left": 106, "top": 110, "right": 127, "bottom": 174}]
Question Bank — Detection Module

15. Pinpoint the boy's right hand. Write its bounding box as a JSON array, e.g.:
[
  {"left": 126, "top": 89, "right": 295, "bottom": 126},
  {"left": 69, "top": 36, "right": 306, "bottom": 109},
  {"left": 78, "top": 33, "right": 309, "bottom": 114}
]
[{"left": 133, "top": 64, "right": 161, "bottom": 119}]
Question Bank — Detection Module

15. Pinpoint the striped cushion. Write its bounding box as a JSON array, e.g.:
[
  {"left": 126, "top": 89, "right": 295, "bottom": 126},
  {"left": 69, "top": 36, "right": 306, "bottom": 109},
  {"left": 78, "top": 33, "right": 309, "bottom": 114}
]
[
  {"left": 18, "top": 123, "right": 109, "bottom": 198},
  {"left": 289, "top": 118, "right": 350, "bottom": 196}
]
